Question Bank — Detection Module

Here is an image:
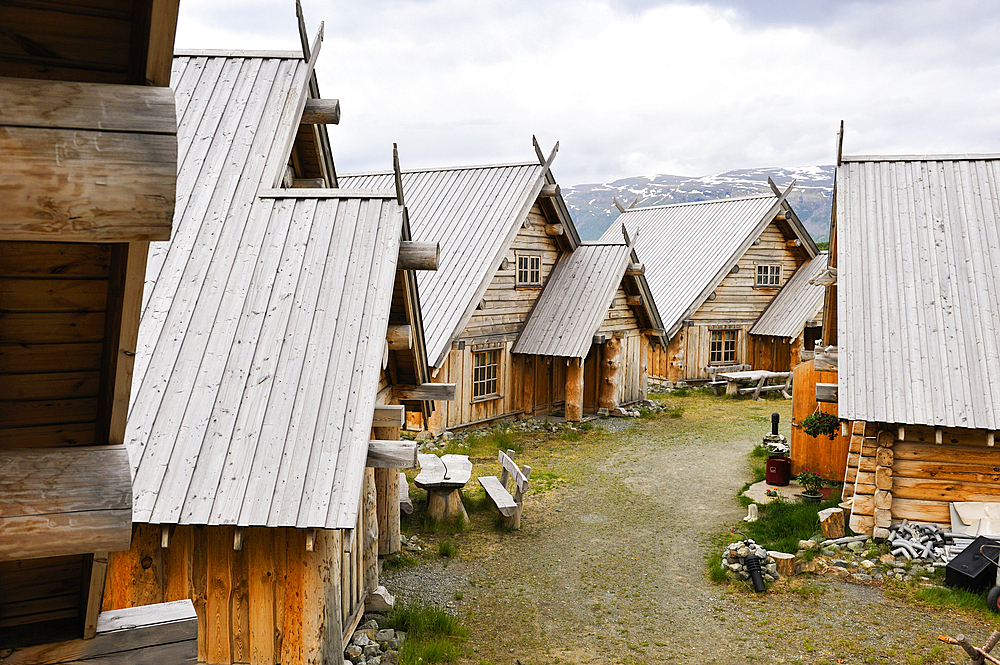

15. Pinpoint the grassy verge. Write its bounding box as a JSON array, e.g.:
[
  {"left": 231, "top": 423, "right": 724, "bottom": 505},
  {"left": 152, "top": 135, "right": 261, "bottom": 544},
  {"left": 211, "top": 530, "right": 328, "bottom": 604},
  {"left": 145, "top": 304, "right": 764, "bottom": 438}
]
[{"left": 383, "top": 604, "right": 468, "bottom": 664}]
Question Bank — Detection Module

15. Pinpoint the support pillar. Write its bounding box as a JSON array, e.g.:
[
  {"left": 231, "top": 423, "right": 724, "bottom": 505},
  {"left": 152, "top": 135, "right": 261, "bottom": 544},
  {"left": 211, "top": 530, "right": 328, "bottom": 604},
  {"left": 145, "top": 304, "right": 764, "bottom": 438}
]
[{"left": 565, "top": 357, "right": 583, "bottom": 422}]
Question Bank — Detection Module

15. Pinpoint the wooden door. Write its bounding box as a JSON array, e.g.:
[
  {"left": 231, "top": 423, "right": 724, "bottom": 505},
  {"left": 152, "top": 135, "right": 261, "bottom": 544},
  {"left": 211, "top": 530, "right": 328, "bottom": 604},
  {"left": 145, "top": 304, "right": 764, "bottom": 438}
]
[{"left": 789, "top": 360, "right": 850, "bottom": 480}]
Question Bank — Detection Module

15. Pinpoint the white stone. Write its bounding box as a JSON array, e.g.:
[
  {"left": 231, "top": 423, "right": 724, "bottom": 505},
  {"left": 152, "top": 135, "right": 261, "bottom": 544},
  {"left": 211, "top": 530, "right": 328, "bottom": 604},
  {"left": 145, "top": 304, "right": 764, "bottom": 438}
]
[{"left": 366, "top": 586, "right": 395, "bottom": 613}]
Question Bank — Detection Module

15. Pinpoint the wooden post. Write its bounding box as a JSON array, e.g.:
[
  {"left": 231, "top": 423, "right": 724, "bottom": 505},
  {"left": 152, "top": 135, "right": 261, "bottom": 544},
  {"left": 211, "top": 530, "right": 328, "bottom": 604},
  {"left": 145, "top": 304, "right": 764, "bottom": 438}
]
[
  {"left": 598, "top": 338, "right": 622, "bottom": 411},
  {"left": 363, "top": 468, "right": 379, "bottom": 593},
  {"left": 373, "top": 426, "right": 401, "bottom": 556},
  {"left": 565, "top": 358, "right": 584, "bottom": 422},
  {"left": 818, "top": 507, "right": 845, "bottom": 539}
]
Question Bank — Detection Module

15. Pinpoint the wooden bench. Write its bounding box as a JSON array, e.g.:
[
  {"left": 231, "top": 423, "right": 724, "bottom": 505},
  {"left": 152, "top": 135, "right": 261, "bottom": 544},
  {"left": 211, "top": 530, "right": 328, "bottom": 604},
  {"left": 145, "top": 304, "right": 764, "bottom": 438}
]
[
  {"left": 736, "top": 371, "right": 793, "bottom": 399},
  {"left": 705, "top": 364, "right": 751, "bottom": 395},
  {"left": 478, "top": 449, "right": 531, "bottom": 529}
]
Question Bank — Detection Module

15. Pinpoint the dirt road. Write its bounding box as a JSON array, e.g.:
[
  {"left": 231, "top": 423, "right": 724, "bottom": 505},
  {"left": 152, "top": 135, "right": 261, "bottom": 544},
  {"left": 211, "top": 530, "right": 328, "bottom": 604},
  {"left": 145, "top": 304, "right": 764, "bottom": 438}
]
[{"left": 384, "top": 394, "right": 997, "bottom": 664}]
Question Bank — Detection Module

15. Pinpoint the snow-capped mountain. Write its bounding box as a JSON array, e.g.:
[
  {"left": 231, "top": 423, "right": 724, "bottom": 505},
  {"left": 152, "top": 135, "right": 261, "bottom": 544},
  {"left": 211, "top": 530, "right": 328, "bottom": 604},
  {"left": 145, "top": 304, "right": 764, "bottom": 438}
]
[{"left": 563, "top": 166, "right": 835, "bottom": 242}]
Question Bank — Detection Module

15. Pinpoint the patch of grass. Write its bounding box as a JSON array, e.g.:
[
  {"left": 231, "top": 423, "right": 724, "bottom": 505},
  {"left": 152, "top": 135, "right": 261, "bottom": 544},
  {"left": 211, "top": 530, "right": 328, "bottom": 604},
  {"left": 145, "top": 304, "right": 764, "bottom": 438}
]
[
  {"left": 912, "top": 585, "right": 999, "bottom": 623},
  {"left": 438, "top": 540, "right": 458, "bottom": 558},
  {"left": 562, "top": 429, "right": 582, "bottom": 442},
  {"left": 750, "top": 444, "right": 768, "bottom": 458},
  {"left": 423, "top": 512, "right": 468, "bottom": 535},
  {"left": 740, "top": 497, "right": 841, "bottom": 553},
  {"left": 667, "top": 405, "right": 684, "bottom": 418},
  {"left": 384, "top": 603, "right": 468, "bottom": 665},
  {"left": 382, "top": 551, "right": 420, "bottom": 572},
  {"left": 671, "top": 387, "right": 691, "bottom": 397},
  {"left": 530, "top": 470, "right": 563, "bottom": 493},
  {"left": 791, "top": 580, "right": 824, "bottom": 600},
  {"left": 706, "top": 547, "right": 729, "bottom": 583}
]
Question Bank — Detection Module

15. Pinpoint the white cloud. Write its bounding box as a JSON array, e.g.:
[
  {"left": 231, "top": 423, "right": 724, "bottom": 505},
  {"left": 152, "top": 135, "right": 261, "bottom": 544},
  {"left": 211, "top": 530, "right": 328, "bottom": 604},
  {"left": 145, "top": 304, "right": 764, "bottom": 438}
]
[{"left": 175, "top": 0, "right": 1000, "bottom": 184}]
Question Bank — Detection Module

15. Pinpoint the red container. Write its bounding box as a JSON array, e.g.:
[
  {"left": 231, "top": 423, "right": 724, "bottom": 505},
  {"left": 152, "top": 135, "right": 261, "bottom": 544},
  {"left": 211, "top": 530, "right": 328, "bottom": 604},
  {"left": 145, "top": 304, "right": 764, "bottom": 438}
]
[{"left": 766, "top": 456, "right": 791, "bottom": 486}]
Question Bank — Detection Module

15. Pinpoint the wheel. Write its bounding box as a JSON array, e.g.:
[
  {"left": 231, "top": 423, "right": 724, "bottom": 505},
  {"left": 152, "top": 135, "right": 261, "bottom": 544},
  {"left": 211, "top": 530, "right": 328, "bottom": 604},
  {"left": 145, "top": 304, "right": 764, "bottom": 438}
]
[{"left": 987, "top": 586, "right": 1000, "bottom": 614}]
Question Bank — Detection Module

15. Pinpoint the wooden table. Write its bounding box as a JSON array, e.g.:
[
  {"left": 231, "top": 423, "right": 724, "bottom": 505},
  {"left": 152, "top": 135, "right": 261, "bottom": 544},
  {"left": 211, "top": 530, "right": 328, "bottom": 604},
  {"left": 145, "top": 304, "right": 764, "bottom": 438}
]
[
  {"left": 415, "top": 454, "right": 472, "bottom": 524},
  {"left": 715, "top": 370, "right": 792, "bottom": 399}
]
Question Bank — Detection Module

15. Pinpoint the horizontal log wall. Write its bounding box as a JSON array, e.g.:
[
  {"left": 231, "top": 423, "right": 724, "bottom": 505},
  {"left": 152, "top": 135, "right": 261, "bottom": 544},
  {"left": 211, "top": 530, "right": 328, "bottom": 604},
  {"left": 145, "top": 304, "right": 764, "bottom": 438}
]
[
  {"left": 0, "top": 242, "right": 111, "bottom": 449},
  {"left": 0, "top": 554, "right": 86, "bottom": 648},
  {"left": 890, "top": 425, "right": 1000, "bottom": 526}
]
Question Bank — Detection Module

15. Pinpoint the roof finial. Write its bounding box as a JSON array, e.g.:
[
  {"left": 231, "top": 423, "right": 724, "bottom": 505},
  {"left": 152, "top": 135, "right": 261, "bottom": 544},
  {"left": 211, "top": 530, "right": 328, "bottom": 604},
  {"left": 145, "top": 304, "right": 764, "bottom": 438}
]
[
  {"left": 613, "top": 196, "right": 626, "bottom": 213},
  {"left": 621, "top": 223, "right": 631, "bottom": 246},
  {"left": 392, "top": 143, "right": 405, "bottom": 207}
]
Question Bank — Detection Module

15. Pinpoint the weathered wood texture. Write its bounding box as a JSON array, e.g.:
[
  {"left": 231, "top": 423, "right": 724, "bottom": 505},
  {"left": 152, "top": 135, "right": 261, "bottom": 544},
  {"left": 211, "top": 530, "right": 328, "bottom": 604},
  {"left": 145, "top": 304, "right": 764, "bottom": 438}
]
[
  {"left": 0, "top": 446, "right": 132, "bottom": 561},
  {"left": 564, "top": 358, "right": 584, "bottom": 422},
  {"left": 0, "top": 599, "right": 198, "bottom": 665},
  {"left": 103, "top": 523, "right": 368, "bottom": 664},
  {"left": 373, "top": 425, "right": 401, "bottom": 557},
  {"left": 0, "top": 242, "right": 112, "bottom": 449},
  {"left": 598, "top": 337, "right": 622, "bottom": 410},
  {"left": 789, "top": 360, "right": 849, "bottom": 479},
  {"left": 647, "top": 220, "right": 808, "bottom": 382},
  {"left": 0, "top": 554, "right": 86, "bottom": 648},
  {"left": 0, "top": 78, "right": 176, "bottom": 242}
]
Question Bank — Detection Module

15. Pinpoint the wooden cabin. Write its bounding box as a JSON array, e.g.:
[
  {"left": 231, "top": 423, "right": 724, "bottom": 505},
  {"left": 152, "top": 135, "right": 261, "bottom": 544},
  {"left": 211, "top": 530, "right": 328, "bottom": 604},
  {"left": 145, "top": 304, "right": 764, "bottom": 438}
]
[
  {"left": 602, "top": 185, "right": 820, "bottom": 383},
  {"left": 341, "top": 145, "right": 664, "bottom": 429},
  {"left": 0, "top": 1, "right": 201, "bottom": 662},
  {"left": 97, "top": 37, "right": 447, "bottom": 665},
  {"left": 826, "top": 151, "right": 1000, "bottom": 538},
  {"left": 747, "top": 252, "right": 827, "bottom": 370}
]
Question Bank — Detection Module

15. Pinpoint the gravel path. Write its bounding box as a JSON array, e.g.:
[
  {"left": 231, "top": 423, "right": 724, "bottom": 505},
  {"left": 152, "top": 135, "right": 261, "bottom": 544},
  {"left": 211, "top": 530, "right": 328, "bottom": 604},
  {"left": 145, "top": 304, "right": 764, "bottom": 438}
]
[{"left": 382, "top": 395, "right": 999, "bottom": 664}]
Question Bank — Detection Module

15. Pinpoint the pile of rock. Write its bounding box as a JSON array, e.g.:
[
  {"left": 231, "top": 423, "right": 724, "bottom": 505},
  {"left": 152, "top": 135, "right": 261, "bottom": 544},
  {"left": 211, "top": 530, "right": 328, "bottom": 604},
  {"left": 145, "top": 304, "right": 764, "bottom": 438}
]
[
  {"left": 792, "top": 537, "right": 941, "bottom": 583},
  {"left": 345, "top": 619, "right": 406, "bottom": 665},
  {"left": 400, "top": 534, "right": 429, "bottom": 553},
  {"left": 721, "top": 540, "right": 781, "bottom": 584}
]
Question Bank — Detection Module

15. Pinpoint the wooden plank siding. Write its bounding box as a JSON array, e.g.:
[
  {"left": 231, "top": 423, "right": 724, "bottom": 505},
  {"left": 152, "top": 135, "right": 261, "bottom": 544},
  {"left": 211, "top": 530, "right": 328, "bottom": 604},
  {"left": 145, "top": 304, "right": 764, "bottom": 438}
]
[
  {"left": 103, "top": 518, "right": 373, "bottom": 664},
  {"left": 648, "top": 219, "right": 810, "bottom": 382},
  {"left": 0, "top": 242, "right": 111, "bottom": 449},
  {"left": 789, "top": 360, "right": 850, "bottom": 480}
]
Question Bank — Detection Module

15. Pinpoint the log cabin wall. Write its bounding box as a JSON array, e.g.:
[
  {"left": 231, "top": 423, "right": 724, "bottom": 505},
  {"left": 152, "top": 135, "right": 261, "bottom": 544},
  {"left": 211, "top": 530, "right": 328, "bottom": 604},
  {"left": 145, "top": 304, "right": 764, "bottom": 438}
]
[
  {"left": 0, "top": 242, "right": 111, "bottom": 448},
  {"left": 596, "top": 284, "right": 648, "bottom": 405},
  {"left": 104, "top": 500, "right": 375, "bottom": 664}
]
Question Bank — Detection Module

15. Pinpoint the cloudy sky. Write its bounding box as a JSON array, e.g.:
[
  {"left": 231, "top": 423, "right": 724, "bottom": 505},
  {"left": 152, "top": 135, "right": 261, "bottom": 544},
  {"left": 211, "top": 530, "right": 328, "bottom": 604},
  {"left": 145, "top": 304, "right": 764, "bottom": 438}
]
[{"left": 175, "top": 0, "right": 1000, "bottom": 185}]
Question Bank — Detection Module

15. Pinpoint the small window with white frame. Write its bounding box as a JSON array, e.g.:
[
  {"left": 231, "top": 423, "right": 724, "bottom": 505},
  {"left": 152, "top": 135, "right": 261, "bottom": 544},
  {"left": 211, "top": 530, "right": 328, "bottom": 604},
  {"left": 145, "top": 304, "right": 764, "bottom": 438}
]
[
  {"left": 516, "top": 254, "right": 541, "bottom": 287},
  {"left": 472, "top": 348, "right": 500, "bottom": 399},
  {"left": 755, "top": 263, "right": 781, "bottom": 287}
]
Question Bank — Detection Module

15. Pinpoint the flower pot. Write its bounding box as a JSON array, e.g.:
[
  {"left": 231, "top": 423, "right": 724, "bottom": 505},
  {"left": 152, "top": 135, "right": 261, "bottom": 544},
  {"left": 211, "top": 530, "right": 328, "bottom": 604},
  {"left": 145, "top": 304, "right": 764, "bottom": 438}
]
[{"left": 800, "top": 491, "right": 823, "bottom": 503}]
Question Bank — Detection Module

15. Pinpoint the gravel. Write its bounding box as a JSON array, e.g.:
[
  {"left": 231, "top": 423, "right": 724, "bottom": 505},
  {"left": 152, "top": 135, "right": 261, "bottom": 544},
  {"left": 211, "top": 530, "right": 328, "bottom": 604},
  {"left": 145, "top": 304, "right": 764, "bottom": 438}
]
[{"left": 382, "top": 396, "right": 997, "bottom": 664}]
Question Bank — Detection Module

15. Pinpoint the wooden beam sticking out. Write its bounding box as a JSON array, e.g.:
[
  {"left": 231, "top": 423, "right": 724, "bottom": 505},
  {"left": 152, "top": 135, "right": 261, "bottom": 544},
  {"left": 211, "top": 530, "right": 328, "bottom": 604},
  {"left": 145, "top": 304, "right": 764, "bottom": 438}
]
[
  {"left": 626, "top": 295, "right": 643, "bottom": 307},
  {"left": 394, "top": 383, "right": 457, "bottom": 401},
  {"left": 386, "top": 324, "right": 412, "bottom": 351},
  {"left": 814, "top": 346, "right": 839, "bottom": 372},
  {"left": 786, "top": 239, "right": 802, "bottom": 248},
  {"left": 0, "top": 446, "right": 133, "bottom": 561},
  {"left": 544, "top": 223, "right": 564, "bottom": 236},
  {"left": 775, "top": 214, "right": 788, "bottom": 223},
  {"left": 398, "top": 241, "right": 439, "bottom": 271},
  {"left": 292, "top": 178, "right": 326, "bottom": 188},
  {"left": 300, "top": 98, "right": 341, "bottom": 125},
  {"left": 233, "top": 527, "right": 244, "bottom": 551},
  {"left": 593, "top": 334, "right": 607, "bottom": 345},
  {"left": 625, "top": 263, "right": 644, "bottom": 276},
  {"left": 367, "top": 440, "right": 418, "bottom": 469},
  {"left": 373, "top": 404, "right": 406, "bottom": 429},
  {"left": 540, "top": 183, "right": 560, "bottom": 198},
  {"left": 161, "top": 524, "right": 174, "bottom": 549},
  {"left": 305, "top": 528, "right": 316, "bottom": 552},
  {"left": 898, "top": 425, "right": 906, "bottom": 442},
  {"left": 816, "top": 382, "right": 838, "bottom": 403}
]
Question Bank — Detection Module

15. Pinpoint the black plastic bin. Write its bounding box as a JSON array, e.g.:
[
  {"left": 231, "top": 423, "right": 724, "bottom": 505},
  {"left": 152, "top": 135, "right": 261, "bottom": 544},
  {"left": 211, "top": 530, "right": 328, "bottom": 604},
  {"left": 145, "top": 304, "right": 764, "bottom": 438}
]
[{"left": 765, "top": 456, "right": 791, "bottom": 486}]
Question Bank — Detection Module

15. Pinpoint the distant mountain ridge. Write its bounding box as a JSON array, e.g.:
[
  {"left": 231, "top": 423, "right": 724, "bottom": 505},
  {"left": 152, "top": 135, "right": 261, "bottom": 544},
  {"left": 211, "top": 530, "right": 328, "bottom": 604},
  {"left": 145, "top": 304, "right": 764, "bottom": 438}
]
[{"left": 562, "top": 166, "right": 835, "bottom": 242}]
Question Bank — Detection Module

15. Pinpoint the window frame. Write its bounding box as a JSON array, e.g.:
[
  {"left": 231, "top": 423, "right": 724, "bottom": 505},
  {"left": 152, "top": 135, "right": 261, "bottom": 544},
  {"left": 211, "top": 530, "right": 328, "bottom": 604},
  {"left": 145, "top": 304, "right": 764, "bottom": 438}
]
[
  {"left": 471, "top": 347, "right": 502, "bottom": 401},
  {"left": 709, "top": 329, "right": 738, "bottom": 365},
  {"left": 754, "top": 263, "right": 782, "bottom": 287},
  {"left": 515, "top": 252, "right": 542, "bottom": 288}
]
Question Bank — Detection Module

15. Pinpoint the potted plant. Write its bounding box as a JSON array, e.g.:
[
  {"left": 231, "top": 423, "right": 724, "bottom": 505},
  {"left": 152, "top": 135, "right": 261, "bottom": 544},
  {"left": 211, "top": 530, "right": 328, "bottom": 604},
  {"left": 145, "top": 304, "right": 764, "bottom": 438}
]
[
  {"left": 801, "top": 411, "right": 839, "bottom": 439},
  {"left": 796, "top": 468, "right": 825, "bottom": 502}
]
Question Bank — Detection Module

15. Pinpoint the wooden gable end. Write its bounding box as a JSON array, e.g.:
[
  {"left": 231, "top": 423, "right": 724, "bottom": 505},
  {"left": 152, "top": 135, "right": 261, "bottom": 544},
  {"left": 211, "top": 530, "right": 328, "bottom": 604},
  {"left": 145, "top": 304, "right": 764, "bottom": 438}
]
[
  {"left": 461, "top": 201, "right": 564, "bottom": 343},
  {"left": 690, "top": 217, "right": 810, "bottom": 324}
]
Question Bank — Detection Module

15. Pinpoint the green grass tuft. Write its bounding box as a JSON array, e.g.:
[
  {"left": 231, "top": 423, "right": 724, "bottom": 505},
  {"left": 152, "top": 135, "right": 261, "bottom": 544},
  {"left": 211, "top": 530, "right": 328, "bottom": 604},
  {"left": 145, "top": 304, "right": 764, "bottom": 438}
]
[
  {"left": 384, "top": 603, "right": 468, "bottom": 665},
  {"left": 438, "top": 540, "right": 458, "bottom": 558},
  {"left": 739, "top": 497, "right": 842, "bottom": 553},
  {"left": 382, "top": 552, "right": 420, "bottom": 572}
]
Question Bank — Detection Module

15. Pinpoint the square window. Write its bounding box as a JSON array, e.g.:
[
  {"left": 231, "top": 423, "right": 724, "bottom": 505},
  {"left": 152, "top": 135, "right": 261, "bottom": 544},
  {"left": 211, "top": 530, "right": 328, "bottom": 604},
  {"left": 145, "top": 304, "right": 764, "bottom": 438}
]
[
  {"left": 473, "top": 349, "right": 499, "bottom": 398},
  {"left": 710, "top": 330, "right": 737, "bottom": 364},
  {"left": 516, "top": 255, "right": 541, "bottom": 286},
  {"left": 755, "top": 264, "right": 781, "bottom": 286}
]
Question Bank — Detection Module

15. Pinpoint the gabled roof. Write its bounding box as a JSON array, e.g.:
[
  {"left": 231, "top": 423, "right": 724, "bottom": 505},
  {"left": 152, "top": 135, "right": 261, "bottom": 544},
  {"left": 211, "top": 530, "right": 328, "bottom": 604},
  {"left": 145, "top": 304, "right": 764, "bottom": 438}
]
[
  {"left": 126, "top": 50, "right": 416, "bottom": 529},
  {"left": 340, "top": 160, "right": 578, "bottom": 366},
  {"left": 750, "top": 252, "right": 828, "bottom": 339},
  {"left": 600, "top": 191, "right": 813, "bottom": 338},
  {"left": 837, "top": 155, "right": 1000, "bottom": 430},
  {"left": 512, "top": 244, "right": 664, "bottom": 358}
]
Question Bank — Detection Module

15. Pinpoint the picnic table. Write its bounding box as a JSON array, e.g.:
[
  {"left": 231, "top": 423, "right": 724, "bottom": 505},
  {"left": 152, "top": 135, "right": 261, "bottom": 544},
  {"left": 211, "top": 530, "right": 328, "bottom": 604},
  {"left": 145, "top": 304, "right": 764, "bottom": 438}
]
[
  {"left": 715, "top": 370, "right": 792, "bottom": 399},
  {"left": 415, "top": 453, "right": 472, "bottom": 523}
]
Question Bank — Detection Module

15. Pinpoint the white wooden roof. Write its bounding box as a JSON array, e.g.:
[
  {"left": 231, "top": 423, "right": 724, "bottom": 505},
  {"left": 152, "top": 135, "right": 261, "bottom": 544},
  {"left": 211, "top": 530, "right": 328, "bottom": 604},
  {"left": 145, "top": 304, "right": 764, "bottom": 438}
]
[
  {"left": 837, "top": 155, "right": 1000, "bottom": 430},
  {"left": 512, "top": 244, "right": 632, "bottom": 358},
  {"left": 749, "top": 252, "right": 828, "bottom": 339},
  {"left": 126, "top": 52, "right": 408, "bottom": 529},
  {"left": 339, "top": 163, "right": 550, "bottom": 367},
  {"left": 600, "top": 195, "right": 788, "bottom": 337}
]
